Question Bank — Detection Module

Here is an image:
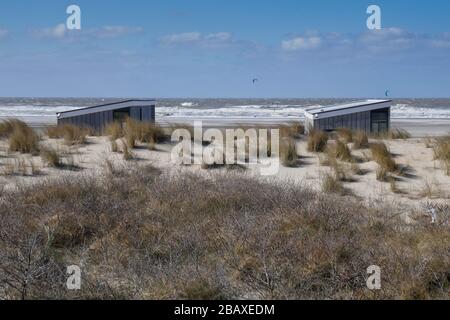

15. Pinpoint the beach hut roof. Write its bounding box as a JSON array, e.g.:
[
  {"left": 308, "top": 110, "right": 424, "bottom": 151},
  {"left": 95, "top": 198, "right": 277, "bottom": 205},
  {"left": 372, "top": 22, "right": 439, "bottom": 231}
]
[
  {"left": 304, "top": 99, "right": 392, "bottom": 120},
  {"left": 57, "top": 99, "right": 156, "bottom": 119}
]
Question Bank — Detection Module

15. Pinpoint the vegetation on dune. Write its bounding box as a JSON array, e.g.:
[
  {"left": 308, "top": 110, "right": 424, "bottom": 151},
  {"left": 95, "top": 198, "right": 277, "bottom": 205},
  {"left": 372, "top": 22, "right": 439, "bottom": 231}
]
[
  {"left": 352, "top": 130, "right": 369, "bottom": 150},
  {"left": 307, "top": 130, "right": 328, "bottom": 153},
  {"left": 40, "top": 147, "right": 62, "bottom": 168},
  {"left": 370, "top": 142, "right": 396, "bottom": 173},
  {"left": 280, "top": 122, "right": 305, "bottom": 139},
  {"left": 46, "top": 124, "right": 88, "bottom": 145},
  {"left": 280, "top": 137, "right": 299, "bottom": 167},
  {"left": 387, "top": 129, "right": 412, "bottom": 140},
  {"left": 0, "top": 166, "right": 448, "bottom": 300},
  {"left": 336, "top": 128, "right": 353, "bottom": 143},
  {"left": 0, "top": 119, "right": 40, "bottom": 154},
  {"left": 433, "top": 136, "right": 450, "bottom": 175},
  {"left": 327, "top": 140, "right": 353, "bottom": 162},
  {"left": 321, "top": 172, "right": 344, "bottom": 195},
  {"left": 123, "top": 118, "right": 167, "bottom": 148}
]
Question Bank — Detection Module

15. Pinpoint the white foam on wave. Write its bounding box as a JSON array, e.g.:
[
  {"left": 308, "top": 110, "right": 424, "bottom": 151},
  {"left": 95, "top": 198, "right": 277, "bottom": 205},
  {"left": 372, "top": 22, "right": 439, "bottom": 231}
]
[{"left": 1, "top": 103, "right": 449, "bottom": 121}]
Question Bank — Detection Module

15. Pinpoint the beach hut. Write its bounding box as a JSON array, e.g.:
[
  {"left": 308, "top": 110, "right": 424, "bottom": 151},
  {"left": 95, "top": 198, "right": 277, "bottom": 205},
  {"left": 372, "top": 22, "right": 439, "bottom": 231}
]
[
  {"left": 56, "top": 99, "right": 156, "bottom": 133},
  {"left": 304, "top": 99, "right": 392, "bottom": 134}
]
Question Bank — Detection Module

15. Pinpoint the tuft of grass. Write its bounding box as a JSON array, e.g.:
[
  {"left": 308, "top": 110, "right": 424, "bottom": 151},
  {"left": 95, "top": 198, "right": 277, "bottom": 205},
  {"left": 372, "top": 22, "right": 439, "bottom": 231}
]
[
  {"left": 351, "top": 161, "right": 365, "bottom": 175},
  {"left": 376, "top": 165, "right": 389, "bottom": 182},
  {"left": 353, "top": 130, "right": 369, "bottom": 150},
  {"left": 433, "top": 136, "right": 450, "bottom": 175},
  {"left": 124, "top": 118, "right": 167, "bottom": 149},
  {"left": 280, "top": 122, "right": 304, "bottom": 138},
  {"left": 7, "top": 120, "right": 40, "bottom": 154},
  {"left": 47, "top": 124, "right": 87, "bottom": 145},
  {"left": 111, "top": 140, "right": 119, "bottom": 153},
  {"left": 388, "top": 129, "right": 412, "bottom": 140},
  {"left": 335, "top": 141, "right": 352, "bottom": 162},
  {"left": 307, "top": 130, "right": 328, "bottom": 153},
  {"left": 321, "top": 172, "right": 344, "bottom": 195},
  {"left": 336, "top": 128, "right": 353, "bottom": 143},
  {"left": 40, "top": 147, "right": 61, "bottom": 168},
  {"left": 324, "top": 141, "right": 352, "bottom": 166},
  {"left": 104, "top": 122, "right": 123, "bottom": 141},
  {"left": 121, "top": 139, "right": 134, "bottom": 161},
  {"left": 280, "top": 137, "right": 299, "bottom": 167},
  {"left": 370, "top": 142, "right": 396, "bottom": 172}
]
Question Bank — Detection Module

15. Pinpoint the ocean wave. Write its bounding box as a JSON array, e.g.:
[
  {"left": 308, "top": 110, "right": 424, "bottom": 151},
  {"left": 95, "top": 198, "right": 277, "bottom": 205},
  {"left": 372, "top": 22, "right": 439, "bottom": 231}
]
[{"left": 0, "top": 101, "right": 449, "bottom": 120}]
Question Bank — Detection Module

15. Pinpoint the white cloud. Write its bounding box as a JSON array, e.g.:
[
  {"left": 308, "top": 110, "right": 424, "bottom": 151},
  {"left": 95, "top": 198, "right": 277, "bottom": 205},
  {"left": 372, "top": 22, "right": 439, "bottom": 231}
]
[
  {"left": 282, "top": 28, "right": 450, "bottom": 55},
  {"left": 282, "top": 36, "right": 321, "bottom": 51},
  {"left": 205, "top": 32, "right": 232, "bottom": 42},
  {"left": 160, "top": 32, "right": 233, "bottom": 46},
  {"left": 161, "top": 32, "right": 201, "bottom": 44},
  {"left": 32, "top": 25, "right": 143, "bottom": 40},
  {"left": 90, "top": 26, "right": 143, "bottom": 38},
  {"left": 34, "top": 24, "right": 66, "bottom": 39}
]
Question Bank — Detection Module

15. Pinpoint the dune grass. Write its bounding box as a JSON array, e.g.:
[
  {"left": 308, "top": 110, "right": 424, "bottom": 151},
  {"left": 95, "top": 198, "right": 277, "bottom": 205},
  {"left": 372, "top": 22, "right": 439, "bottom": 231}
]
[
  {"left": 321, "top": 172, "right": 344, "bottom": 195},
  {"left": 353, "top": 130, "right": 369, "bottom": 150},
  {"left": 307, "top": 130, "right": 328, "bottom": 153},
  {"left": 40, "top": 147, "right": 62, "bottom": 168},
  {"left": 46, "top": 124, "right": 87, "bottom": 145},
  {"left": 104, "top": 122, "right": 123, "bottom": 141},
  {"left": 433, "top": 136, "right": 450, "bottom": 175},
  {"left": 370, "top": 142, "right": 396, "bottom": 173},
  {"left": 388, "top": 129, "right": 412, "bottom": 140},
  {"left": 336, "top": 128, "right": 353, "bottom": 143},
  {"left": 123, "top": 118, "right": 166, "bottom": 149},
  {"left": 1, "top": 119, "right": 40, "bottom": 154},
  {"left": 280, "top": 137, "right": 299, "bottom": 167},
  {"left": 280, "top": 122, "right": 305, "bottom": 139}
]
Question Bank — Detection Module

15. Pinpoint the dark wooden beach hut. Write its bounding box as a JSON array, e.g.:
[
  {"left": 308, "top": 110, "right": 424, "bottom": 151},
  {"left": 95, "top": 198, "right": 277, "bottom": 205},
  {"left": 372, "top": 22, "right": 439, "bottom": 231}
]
[
  {"left": 304, "top": 99, "right": 392, "bottom": 134},
  {"left": 57, "top": 99, "right": 156, "bottom": 133}
]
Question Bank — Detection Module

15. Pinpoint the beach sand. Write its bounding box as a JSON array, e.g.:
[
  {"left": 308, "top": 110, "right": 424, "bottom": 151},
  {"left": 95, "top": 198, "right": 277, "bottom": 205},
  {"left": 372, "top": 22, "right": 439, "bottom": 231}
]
[{"left": 0, "top": 123, "right": 448, "bottom": 218}]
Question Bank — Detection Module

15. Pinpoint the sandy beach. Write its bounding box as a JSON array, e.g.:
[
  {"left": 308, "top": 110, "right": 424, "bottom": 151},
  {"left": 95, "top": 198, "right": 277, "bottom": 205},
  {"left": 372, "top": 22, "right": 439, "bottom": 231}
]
[{"left": 1, "top": 121, "right": 448, "bottom": 216}]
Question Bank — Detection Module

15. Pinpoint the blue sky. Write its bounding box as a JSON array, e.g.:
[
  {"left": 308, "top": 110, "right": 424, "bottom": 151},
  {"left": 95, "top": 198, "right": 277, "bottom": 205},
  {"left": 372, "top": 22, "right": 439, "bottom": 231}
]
[{"left": 0, "top": 0, "right": 450, "bottom": 98}]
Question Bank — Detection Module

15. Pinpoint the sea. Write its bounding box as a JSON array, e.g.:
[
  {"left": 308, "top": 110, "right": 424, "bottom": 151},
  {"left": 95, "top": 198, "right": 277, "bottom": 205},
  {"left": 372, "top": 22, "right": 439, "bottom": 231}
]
[{"left": 0, "top": 98, "right": 449, "bottom": 125}]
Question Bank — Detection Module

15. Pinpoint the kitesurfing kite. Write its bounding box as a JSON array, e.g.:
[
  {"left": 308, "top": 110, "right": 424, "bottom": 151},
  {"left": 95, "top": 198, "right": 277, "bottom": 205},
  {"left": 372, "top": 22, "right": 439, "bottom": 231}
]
[
  {"left": 385, "top": 90, "right": 390, "bottom": 97},
  {"left": 252, "top": 78, "right": 258, "bottom": 84}
]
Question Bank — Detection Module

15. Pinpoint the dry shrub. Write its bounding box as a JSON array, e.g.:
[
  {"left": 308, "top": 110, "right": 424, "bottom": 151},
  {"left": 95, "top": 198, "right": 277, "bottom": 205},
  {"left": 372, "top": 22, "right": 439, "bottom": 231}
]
[
  {"left": 104, "top": 122, "right": 123, "bottom": 141},
  {"left": 46, "top": 124, "right": 87, "bottom": 145},
  {"left": 124, "top": 118, "right": 166, "bottom": 148},
  {"left": 6, "top": 120, "right": 40, "bottom": 154},
  {"left": 280, "top": 122, "right": 304, "bottom": 138},
  {"left": 0, "top": 119, "right": 30, "bottom": 138},
  {"left": 388, "top": 129, "right": 412, "bottom": 140},
  {"left": 350, "top": 162, "right": 363, "bottom": 176},
  {"left": 433, "top": 136, "right": 450, "bottom": 175},
  {"left": 0, "top": 166, "right": 448, "bottom": 299},
  {"left": 321, "top": 172, "right": 344, "bottom": 195},
  {"left": 280, "top": 137, "right": 299, "bottom": 167},
  {"left": 40, "top": 147, "right": 61, "bottom": 168},
  {"left": 111, "top": 140, "right": 119, "bottom": 153},
  {"left": 333, "top": 141, "right": 352, "bottom": 162},
  {"left": 353, "top": 130, "right": 369, "bottom": 150},
  {"left": 307, "top": 130, "right": 328, "bottom": 152},
  {"left": 336, "top": 128, "right": 353, "bottom": 143},
  {"left": 370, "top": 142, "right": 396, "bottom": 172},
  {"left": 121, "top": 139, "right": 134, "bottom": 160}
]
